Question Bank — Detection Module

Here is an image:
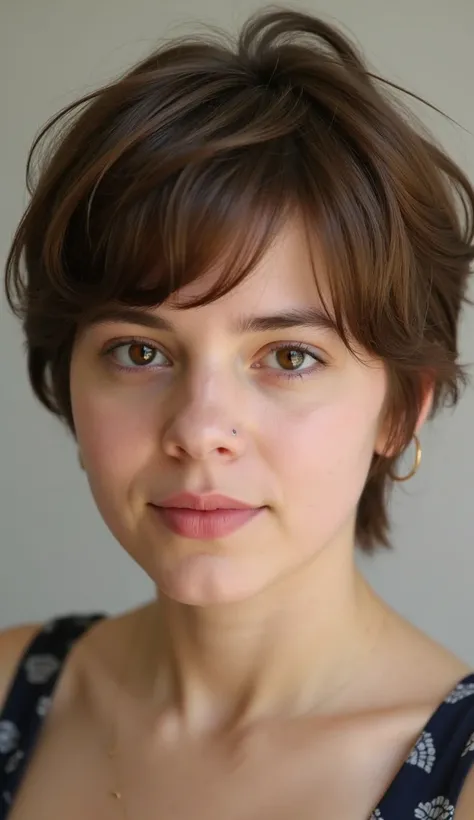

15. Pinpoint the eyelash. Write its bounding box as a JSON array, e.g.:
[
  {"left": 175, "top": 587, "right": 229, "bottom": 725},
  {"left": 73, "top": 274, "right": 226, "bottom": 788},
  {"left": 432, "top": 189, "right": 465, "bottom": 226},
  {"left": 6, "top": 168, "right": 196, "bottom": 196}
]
[
  {"left": 254, "top": 341, "right": 326, "bottom": 380},
  {"left": 102, "top": 337, "right": 326, "bottom": 381}
]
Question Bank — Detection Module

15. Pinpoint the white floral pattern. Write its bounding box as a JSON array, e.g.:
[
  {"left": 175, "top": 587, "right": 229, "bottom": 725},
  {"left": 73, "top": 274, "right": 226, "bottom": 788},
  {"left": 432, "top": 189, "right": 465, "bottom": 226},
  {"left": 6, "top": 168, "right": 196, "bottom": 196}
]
[
  {"left": 414, "top": 795, "right": 454, "bottom": 819},
  {"left": 444, "top": 683, "right": 474, "bottom": 704},
  {"left": 461, "top": 731, "right": 474, "bottom": 757},
  {"left": 0, "top": 722, "right": 20, "bottom": 755},
  {"left": 4, "top": 751, "right": 24, "bottom": 776},
  {"left": 370, "top": 809, "right": 384, "bottom": 819},
  {"left": 35, "top": 696, "right": 52, "bottom": 718},
  {"left": 1, "top": 790, "right": 12, "bottom": 806},
  {"left": 407, "top": 731, "right": 436, "bottom": 773},
  {"left": 24, "top": 654, "right": 61, "bottom": 685}
]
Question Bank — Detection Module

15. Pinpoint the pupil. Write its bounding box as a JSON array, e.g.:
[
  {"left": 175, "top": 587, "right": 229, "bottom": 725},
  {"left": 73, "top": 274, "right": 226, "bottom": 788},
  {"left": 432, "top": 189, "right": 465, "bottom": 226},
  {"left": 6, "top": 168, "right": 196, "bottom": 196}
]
[
  {"left": 277, "top": 349, "right": 304, "bottom": 370},
  {"left": 129, "top": 344, "right": 155, "bottom": 365}
]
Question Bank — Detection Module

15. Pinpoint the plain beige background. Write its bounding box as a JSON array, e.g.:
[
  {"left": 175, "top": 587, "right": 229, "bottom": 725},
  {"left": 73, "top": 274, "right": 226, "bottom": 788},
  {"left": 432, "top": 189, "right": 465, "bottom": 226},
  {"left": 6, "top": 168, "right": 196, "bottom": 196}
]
[{"left": 1, "top": 0, "right": 473, "bottom": 664}]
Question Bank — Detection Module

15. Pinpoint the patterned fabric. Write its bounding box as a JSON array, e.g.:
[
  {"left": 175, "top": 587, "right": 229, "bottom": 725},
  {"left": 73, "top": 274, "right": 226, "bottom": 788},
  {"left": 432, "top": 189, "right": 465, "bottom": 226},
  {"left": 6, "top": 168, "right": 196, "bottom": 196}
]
[
  {"left": 0, "top": 613, "right": 105, "bottom": 817},
  {"left": 0, "top": 614, "right": 473, "bottom": 819}
]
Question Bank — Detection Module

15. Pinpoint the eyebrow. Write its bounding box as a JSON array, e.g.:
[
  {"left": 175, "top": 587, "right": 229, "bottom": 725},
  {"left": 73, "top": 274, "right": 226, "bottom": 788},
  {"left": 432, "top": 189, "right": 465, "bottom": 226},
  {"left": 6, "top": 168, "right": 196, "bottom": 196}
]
[
  {"left": 87, "top": 305, "right": 340, "bottom": 336},
  {"left": 234, "top": 308, "right": 338, "bottom": 335}
]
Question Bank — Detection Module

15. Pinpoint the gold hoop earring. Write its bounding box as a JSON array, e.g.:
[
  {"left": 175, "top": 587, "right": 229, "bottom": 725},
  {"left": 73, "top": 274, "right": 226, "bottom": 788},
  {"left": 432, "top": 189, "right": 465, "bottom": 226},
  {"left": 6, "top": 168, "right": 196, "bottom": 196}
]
[{"left": 388, "top": 434, "right": 422, "bottom": 482}]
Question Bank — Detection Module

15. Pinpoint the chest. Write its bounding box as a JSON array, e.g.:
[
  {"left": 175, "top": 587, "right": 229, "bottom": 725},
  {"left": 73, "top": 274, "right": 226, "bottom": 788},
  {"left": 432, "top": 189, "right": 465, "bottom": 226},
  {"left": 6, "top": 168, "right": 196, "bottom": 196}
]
[{"left": 4, "top": 714, "right": 410, "bottom": 820}]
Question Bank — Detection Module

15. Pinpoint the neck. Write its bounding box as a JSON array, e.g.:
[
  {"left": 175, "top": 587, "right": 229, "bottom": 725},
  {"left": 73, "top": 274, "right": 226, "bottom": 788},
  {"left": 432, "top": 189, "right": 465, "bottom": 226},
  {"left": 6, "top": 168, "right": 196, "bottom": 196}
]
[{"left": 135, "top": 543, "right": 390, "bottom": 736}]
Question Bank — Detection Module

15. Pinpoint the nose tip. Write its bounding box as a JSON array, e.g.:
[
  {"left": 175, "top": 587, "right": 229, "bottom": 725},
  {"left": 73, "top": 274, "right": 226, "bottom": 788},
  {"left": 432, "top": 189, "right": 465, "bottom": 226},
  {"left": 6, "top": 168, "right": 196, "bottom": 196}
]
[{"left": 162, "top": 420, "right": 243, "bottom": 462}]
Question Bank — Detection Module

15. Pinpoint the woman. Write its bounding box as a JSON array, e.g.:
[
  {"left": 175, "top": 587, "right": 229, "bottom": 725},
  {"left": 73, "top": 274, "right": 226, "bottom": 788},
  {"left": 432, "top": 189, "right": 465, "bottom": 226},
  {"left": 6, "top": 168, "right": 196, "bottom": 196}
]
[{"left": 1, "top": 7, "right": 473, "bottom": 819}]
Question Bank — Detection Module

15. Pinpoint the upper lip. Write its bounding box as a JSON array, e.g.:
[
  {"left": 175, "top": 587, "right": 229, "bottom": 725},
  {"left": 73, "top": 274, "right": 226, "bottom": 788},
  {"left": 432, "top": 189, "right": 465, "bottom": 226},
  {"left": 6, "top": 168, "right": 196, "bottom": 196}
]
[{"left": 154, "top": 492, "right": 259, "bottom": 510}]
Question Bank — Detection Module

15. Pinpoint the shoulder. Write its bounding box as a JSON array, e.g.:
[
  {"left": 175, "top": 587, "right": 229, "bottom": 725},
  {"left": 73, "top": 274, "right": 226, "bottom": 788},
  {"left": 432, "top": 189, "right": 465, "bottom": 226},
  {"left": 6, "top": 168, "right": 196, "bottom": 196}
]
[
  {"left": 0, "top": 613, "right": 113, "bottom": 718},
  {"left": 0, "top": 622, "right": 42, "bottom": 710}
]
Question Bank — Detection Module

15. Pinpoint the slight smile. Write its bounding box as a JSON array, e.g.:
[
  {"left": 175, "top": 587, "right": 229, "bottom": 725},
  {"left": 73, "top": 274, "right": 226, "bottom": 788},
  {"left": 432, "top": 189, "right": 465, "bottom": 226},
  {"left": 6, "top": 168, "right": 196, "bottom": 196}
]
[{"left": 150, "top": 492, "right": 266, "bottom": 539}]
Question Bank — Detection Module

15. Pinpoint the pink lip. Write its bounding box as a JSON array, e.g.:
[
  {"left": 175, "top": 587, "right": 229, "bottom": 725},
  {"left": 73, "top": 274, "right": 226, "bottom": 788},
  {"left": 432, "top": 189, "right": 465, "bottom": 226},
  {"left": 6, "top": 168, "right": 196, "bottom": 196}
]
[
  {"left": 151, "top": 492, "right": 264, "bottom": 539},
  {"left": 156, "top": 492, "right": 257, "bottom": 511}
]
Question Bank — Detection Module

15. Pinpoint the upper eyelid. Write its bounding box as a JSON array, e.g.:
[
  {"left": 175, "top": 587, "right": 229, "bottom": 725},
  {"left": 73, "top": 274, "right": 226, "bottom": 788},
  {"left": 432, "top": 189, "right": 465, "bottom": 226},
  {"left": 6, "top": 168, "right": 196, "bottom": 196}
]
[
  {"left": 101, "top": 337, "right": 168, "bottom": 361},
  {"left": 103, "top": 339, "right": 325, "bottom": 376},
  {"left": 102, "top": 335, "right": 167, "bottom": 352},
  {"left": 103, "top": 338, "right": 324, "bottom": 357},
  {"left": 101, "top": 333, "right": 324, "bottom": 349}
]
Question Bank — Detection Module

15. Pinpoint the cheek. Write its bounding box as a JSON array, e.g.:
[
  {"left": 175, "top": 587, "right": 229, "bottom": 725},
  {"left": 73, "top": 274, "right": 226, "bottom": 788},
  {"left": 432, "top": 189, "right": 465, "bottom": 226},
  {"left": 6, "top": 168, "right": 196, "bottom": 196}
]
[
  {"left": 266, "top": 399, "right": 379, "bottom": 527},
  {"left": 73, "top": 392, "right": 159, "bottom": 546},
  {"left": 70, "top": 366, "right": 156, "bottom": 497}
]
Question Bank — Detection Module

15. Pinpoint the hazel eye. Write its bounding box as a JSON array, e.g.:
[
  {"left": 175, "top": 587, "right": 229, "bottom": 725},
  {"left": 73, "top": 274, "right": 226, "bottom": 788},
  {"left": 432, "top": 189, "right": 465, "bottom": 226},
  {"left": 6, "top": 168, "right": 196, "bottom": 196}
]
[
  {"left": 105, "top": 341, "right": 170, "bottom": 370},
  {"left": 272, "top": 348, "right": 309, "bottom": 371},
  {"left": 260, "top": 345, "right": 323, "bottom": 373},
  {"left": 251, "top": 342, "right": 327, "bottom": 382},
  {"left": 125, "top": 344, "right": 157, "bottom": 366}
]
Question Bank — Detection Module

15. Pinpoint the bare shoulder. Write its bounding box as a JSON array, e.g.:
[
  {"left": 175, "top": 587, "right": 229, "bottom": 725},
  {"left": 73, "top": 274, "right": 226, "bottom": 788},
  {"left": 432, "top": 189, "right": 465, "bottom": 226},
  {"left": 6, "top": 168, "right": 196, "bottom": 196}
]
[
  {"left": 0, "top": 607, "right": 146, "bottom": 718},
  {"left": 0, "top": 622, "right": 42, "bottom": 710},
  {"left": 382, "top": 607, "right": 472, "bottom": 701},
  {"left": 0, "top": 612, "right": 126, "bottom": 726}
]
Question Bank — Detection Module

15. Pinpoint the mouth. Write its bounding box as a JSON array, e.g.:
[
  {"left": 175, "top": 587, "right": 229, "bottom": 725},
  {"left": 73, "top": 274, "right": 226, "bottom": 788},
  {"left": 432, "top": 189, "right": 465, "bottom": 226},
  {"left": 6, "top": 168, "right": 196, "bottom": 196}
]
[
  {"left": 150, "top": 491, "right": 266, "bottom": 539},
  {"left": 154, "top": 492, "right": 258, "bottom": 511}
]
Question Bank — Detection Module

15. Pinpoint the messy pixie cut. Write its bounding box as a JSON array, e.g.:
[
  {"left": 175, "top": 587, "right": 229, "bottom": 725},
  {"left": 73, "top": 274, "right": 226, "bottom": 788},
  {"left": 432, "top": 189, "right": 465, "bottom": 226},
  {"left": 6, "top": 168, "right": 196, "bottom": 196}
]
[{"left": 5, "top": 8, "right": 474, "bottom": 553}]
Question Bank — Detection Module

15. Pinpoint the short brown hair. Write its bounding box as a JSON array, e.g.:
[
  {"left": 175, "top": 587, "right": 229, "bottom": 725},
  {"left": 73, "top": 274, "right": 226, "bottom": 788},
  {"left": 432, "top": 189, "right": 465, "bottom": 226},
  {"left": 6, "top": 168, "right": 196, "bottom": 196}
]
[{"left": 5, "top": 8, "right": 474, "bottom": 553}]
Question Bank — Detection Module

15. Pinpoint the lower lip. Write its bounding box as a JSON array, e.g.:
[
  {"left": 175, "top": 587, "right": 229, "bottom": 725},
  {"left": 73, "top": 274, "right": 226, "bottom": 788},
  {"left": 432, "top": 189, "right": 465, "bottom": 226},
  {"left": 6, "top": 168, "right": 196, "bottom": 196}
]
[{"left": 151, "top": 506, "right": 263, "bottom": 539}]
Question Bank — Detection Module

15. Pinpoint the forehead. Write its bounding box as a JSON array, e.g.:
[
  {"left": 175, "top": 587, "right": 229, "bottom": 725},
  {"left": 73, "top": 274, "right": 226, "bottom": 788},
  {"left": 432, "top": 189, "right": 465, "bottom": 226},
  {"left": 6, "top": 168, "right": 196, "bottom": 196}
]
[
  {"left": 167, "top": 217, "right": 329, "bottom": 314},
  {"left": 79, "top": 214, "right": 346, "bottom": 346}
]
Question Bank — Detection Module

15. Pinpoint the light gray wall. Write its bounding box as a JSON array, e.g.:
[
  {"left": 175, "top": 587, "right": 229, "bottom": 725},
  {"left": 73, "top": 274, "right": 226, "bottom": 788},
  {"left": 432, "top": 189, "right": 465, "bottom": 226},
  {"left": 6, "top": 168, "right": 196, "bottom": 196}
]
[{"left": 1, "top": 0, "right": 473, "bottom": 663}]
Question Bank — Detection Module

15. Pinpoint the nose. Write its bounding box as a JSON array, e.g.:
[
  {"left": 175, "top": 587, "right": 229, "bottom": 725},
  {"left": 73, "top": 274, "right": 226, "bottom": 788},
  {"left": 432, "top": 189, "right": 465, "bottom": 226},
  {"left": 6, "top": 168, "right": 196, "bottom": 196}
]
[{"left": 161, "top": 376, "right": 246, "bottom": 462}]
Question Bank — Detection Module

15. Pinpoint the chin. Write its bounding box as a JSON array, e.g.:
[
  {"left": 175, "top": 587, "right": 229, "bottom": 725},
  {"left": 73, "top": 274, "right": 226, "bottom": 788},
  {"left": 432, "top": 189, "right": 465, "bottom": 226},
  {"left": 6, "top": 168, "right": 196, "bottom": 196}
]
[{"left": 157, "top": 554, "right": 267, "bottom": 606}]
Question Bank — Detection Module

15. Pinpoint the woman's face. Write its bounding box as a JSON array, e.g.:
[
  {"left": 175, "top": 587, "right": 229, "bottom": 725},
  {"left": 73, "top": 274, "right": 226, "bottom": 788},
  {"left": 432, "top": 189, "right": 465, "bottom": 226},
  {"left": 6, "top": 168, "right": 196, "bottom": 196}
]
[{"left": 71, "top": 218, "right": 389, "bottom": 605}]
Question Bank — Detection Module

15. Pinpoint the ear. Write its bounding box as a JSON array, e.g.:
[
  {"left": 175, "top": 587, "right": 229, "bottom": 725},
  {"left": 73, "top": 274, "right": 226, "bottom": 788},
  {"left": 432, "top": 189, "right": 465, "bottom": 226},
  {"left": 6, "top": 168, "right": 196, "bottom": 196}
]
[{"left": 374, "top": 375, "right": 434, "bottom": 458}]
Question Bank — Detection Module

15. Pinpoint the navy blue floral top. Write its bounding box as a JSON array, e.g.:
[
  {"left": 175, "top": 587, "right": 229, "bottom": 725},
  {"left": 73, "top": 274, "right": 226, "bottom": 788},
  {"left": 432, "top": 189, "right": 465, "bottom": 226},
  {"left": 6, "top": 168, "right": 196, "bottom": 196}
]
[{"left": 0, "top": 614, "right": 473, "bottom": 819}]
